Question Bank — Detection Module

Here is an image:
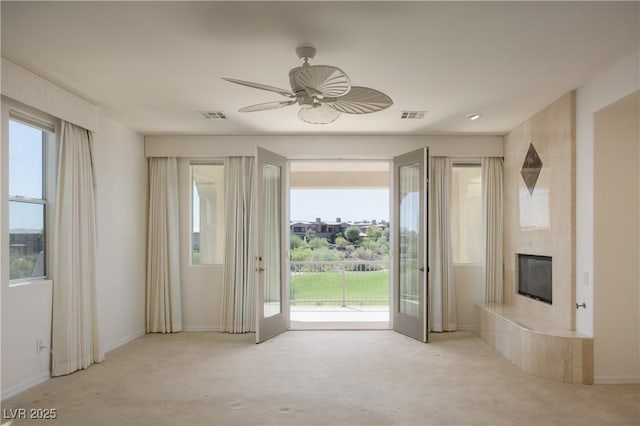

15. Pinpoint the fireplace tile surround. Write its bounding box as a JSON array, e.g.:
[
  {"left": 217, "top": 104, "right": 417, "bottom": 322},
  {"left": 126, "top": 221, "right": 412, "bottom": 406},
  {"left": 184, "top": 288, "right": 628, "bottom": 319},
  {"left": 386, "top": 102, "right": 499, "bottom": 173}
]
[
  {"left": 503, "top": 91, "right": 576, "bottom": 329},
  {"left": 476, "top": 303, "right": 593, "bottom": 384}
]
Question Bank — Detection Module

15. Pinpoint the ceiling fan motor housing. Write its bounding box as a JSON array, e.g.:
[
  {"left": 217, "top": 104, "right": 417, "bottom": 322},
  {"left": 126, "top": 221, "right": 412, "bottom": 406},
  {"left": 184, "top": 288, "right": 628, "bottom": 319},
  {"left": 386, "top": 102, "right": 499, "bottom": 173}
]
[{"left": 296, "top": 46, "right": 316, "bottom": 61}]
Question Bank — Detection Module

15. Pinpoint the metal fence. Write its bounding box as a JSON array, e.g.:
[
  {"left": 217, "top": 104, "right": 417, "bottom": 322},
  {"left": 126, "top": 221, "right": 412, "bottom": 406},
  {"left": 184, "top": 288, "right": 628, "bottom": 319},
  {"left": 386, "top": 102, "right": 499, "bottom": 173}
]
[{"left": 290, "top": 260, "right": 389, "bottom": 306}]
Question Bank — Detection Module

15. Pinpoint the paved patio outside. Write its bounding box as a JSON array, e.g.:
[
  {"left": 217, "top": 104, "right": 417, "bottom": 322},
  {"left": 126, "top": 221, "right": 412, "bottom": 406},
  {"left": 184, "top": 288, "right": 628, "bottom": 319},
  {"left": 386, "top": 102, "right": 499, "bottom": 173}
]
[{"left": 290, "top": 305, "right": 390, "bottom": 329}]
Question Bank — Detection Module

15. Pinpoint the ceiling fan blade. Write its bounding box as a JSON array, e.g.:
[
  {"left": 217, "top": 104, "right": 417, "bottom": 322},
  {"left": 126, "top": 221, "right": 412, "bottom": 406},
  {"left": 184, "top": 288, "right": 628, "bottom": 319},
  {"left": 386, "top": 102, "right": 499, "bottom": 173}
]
[
  {"left": 291, "top": 65, "right": 351, "bottom": 98},
  {"left": 298, "top": 104, "right": 341, "bottom": 125},
  {"left": 222, "top": 77, "right": 295, "bottom": 98},
  {"left": 324, "top": 86, "right": 393, "bottom": 114},
  {"left": 239, "top": 99, "right": 297, "bottom": 112}
]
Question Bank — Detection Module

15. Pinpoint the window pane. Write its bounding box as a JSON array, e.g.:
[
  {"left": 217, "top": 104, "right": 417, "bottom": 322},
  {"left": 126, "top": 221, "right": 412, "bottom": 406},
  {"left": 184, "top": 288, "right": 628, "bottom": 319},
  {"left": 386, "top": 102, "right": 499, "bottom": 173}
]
[
  {"left": 9, "top": 120, "right": 44, "bottom": 199},
  {"left": 192, "top": 164, "right": 224, "bottom": 264},
  {"left": 399, "top": 164, "right": 419, "bottom": 317},
  {"left": 452, "top": 166, "right": 482, "bottom": 263},
  {"left": 9, "top": 202, "right": 46, "bottom": 280},
  {"left": 263, "top": 163, "right": 282, "bottom": 318}
]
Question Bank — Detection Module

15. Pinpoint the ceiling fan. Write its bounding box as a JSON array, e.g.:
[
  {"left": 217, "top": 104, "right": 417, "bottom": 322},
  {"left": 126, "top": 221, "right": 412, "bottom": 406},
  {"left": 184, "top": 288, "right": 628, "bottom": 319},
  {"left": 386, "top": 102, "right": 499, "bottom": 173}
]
[{"left": 222, "top": 46, "right": 393, "bottom": 124}]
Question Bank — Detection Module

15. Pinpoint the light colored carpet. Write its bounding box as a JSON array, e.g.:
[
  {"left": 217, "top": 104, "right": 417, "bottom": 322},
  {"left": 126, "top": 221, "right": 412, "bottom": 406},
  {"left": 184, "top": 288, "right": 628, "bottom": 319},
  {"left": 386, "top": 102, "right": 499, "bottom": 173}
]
[{"left": 1, "top": 331, "right": 638, "bottom": 425}]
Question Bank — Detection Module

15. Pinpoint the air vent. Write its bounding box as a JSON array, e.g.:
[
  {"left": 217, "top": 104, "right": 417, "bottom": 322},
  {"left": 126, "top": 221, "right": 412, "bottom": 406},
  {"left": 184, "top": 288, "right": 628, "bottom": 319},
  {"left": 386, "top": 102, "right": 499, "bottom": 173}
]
[
  {"left": 200, "top": 111, "right": 226, "bottom": 119},
  {"left": 401, "top": 111, "right": 426, "bottom": 119}
]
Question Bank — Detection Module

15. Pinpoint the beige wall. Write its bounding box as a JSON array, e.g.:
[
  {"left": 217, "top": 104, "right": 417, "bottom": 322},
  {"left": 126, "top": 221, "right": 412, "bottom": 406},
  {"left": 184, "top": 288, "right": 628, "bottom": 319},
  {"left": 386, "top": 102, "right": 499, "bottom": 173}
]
[
  {"left": 575, "top": 48, "right": 640, "bottom": 337},
  {"left": 93, "top": 115, "right": 147, "bottom": 352},
  {"left": 593, "top": 91, "right": 639, "bottom": 383},
  {"left": 454, "top": 264, "right": 483, "bottom": 330},
  {"left": 503, "top": 92, "right": 576, "bottom": 330},
  {"left": 145, "top": 135, "right": 503, "bottom": 159}
]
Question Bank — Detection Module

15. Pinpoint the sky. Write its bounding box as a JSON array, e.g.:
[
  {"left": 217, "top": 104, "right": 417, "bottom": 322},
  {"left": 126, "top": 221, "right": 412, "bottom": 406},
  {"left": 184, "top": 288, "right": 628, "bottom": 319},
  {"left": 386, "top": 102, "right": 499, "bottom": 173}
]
[
  {"left": 290, "top": 189, "right": 389, "bottom": 222},
  {"left": 8, "top": 120, "right": 45, "bottom": 231},
  {"left": 193, "top": 187, "right": 390, "bottom": 232}
]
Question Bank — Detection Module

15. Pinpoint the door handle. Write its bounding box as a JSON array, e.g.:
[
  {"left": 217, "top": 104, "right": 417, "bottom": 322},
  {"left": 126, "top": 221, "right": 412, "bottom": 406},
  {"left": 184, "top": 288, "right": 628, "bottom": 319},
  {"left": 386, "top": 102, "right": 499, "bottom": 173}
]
[
  {"left": 419, "top": 267, "right": 425, "bottom": 272},
  {"left": 256, "top": 267, "right": 265, "bottom": 273}
]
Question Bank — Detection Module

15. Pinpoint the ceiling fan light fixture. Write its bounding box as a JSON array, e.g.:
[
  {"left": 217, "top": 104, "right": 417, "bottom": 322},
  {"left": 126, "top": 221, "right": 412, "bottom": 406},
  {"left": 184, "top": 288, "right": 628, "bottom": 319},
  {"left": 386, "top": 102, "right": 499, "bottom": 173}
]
[{"left": 298, "top": 104, "right": 341, "bottom": 124}]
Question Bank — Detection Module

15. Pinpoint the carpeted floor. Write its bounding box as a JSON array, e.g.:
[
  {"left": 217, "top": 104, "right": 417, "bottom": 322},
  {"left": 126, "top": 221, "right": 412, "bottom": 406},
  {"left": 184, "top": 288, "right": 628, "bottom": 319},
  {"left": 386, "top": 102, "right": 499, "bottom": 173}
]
[{"left": 1, "top": 331, "right": 638, "bottom": 425}]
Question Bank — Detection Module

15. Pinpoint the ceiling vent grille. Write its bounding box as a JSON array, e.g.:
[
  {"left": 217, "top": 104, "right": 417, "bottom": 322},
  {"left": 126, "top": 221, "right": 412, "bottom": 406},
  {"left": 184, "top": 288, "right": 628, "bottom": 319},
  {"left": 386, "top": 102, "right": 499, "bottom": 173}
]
[
  {"left": 201, "top": 111, "right": 227, "bottom": 119},
  {"left": 401, "top": 111, "right": 426, "bottom": 119}
]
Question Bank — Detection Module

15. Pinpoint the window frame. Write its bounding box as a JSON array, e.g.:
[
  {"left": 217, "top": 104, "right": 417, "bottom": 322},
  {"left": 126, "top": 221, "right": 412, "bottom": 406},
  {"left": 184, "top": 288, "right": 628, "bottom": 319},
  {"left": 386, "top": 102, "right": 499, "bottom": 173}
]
[
  {"left": 6, "top": 107, "right": 58, "bottom": 284},
  {"left": 189, "top": 160, "right": 225, "bottom": 266}
]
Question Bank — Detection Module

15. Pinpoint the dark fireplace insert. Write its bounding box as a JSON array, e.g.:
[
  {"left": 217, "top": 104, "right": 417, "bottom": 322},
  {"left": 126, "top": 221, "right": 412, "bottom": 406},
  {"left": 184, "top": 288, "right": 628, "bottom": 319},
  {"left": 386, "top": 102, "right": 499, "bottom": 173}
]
[{"left": 518, "top": 254, "right": 552, "bottom": 304}]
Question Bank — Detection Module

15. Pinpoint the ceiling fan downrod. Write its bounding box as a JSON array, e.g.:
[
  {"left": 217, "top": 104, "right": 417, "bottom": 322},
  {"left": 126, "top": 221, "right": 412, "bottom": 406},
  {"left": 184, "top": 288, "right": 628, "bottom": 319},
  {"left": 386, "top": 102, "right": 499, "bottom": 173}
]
[{"left": 296, "top": 46, "right": 317, "bottom": 62}]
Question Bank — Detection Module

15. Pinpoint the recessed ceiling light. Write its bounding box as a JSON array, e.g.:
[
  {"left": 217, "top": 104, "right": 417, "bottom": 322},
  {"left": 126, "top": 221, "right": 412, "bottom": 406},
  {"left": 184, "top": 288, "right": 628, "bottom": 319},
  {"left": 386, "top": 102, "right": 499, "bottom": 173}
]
[{"left": 466, "top": 113, "right": 482, "bottom": 121}]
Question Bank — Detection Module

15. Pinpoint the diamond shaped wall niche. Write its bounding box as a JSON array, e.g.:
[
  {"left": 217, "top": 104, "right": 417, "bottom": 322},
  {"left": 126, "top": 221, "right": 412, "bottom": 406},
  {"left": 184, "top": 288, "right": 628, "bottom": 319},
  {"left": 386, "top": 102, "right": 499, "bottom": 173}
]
[{"left": 521, "top": 142, "right": 543, "bottom": 196}]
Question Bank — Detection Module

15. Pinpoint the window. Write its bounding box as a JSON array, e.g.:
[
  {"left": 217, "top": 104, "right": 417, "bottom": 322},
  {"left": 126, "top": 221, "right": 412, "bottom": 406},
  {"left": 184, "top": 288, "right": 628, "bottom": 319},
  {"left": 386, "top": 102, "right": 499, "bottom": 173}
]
[
  {"left": 191, "top": 163, "right": 224, "bottom": 265},
  {"left": 451, "top": 164, "right": 482, "bottom": 264},
  {"left": 8, "top": 117, "right": 52, "bottom": 280}
]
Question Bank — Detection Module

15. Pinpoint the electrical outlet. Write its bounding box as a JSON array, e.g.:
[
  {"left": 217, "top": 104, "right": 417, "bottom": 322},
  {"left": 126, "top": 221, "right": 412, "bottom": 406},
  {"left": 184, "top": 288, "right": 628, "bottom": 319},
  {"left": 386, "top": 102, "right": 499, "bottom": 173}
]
[{"left": 36, "top": 338, "right": 43, "bottom": 353}]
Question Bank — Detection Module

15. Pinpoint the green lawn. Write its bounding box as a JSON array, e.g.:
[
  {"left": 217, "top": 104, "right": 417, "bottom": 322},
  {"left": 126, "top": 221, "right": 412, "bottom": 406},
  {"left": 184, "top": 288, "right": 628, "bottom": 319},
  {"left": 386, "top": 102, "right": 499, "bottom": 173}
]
[{"left": 291, "top": 270, "right": 389, "bottom": 306}]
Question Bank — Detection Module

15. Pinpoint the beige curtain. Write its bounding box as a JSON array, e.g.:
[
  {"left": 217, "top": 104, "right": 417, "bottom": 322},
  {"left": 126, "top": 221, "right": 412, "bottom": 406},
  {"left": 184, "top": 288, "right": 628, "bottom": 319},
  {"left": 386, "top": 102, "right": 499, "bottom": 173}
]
[
  {"left": 429, "top": 156, "right": 456, "bottom": 332},
  {"left": 52, "top": 121, "right": 103, "bottom": 376},
  {"left": 221, "top": 157, "right": 256, "bottom": 333},
  {"left": 482, "top": 157, "right": 504, "bottom": 302},
  {"left": 146, "top": 157, "right": 182, "bottom": 333}
]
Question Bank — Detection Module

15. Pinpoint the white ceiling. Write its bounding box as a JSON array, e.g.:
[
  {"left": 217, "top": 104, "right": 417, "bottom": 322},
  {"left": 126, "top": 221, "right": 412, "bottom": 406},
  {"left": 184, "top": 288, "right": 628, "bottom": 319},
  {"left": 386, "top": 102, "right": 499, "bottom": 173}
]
[{"left": 1, "top": 1, "right": 638, "bottom": 136}]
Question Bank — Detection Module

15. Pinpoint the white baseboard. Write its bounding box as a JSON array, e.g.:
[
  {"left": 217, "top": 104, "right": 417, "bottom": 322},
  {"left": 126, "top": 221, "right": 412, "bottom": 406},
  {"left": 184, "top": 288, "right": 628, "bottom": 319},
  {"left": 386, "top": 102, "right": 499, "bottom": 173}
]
[
  {"left": 102, "top": 329, "right": 145, "bottom": 354},
  {"left": 1, "top": 372, "right": 50, "bottom": 401},
  {"left": 182, "top": 325, "right": 220, "bottom": 332},
  {"left": 594, "top": 376, "right": 640, "bottom": 384}
]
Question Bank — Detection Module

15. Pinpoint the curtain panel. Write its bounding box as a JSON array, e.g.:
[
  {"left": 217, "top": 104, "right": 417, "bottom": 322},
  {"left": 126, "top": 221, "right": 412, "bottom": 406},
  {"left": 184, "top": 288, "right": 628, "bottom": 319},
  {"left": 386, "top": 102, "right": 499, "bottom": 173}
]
[
  {"left": 482, "top": 157, "right": 504, "bottom": 303},
  {"left": 429, "top": 156, "right": 457, "bottom": 332},
  {"left": 52, "top": 121, "right": 103, "bottom": 376},
  {"left": 221, "top": 157, "right": 256, "bottom": 333},
  {"left": 146, "top": 157, "right": 182, "bottom": 333}
]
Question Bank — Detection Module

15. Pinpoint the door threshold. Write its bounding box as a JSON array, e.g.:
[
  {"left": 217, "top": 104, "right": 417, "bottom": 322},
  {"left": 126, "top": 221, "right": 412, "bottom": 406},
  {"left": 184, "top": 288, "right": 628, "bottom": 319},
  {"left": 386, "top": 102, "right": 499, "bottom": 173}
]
[{"left": 289, "top": 321, "right": 390, "bottom": 330}]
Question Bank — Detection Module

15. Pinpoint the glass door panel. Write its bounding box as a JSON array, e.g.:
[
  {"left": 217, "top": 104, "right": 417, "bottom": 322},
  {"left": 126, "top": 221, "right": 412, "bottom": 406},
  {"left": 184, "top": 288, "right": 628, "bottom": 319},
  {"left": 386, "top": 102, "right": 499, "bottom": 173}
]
[
  {"left": 262, "top": 163, "right": 282, "bottom": 318},
  {"left": 256, "top": 147, "right": 288, "bottom": 343},
  {"left": 392, "top": 148, "right": 428, "bottom": 342},
  {"left": 399, "top": 164, "right": 419, "bottom": 317}
]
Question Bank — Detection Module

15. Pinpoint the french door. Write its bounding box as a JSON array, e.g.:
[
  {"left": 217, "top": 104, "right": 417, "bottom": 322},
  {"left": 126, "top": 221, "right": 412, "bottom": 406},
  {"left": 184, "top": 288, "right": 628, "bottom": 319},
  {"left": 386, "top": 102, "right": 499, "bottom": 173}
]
[
  {"left": 255, "top": 147, "right": 288, "bottom": 343},
  {"left": 255, "top": 146, "right": 428, "bottom": 343},
  {"left": 392, "top": 148, "right": 429, "bottom": 342}
]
